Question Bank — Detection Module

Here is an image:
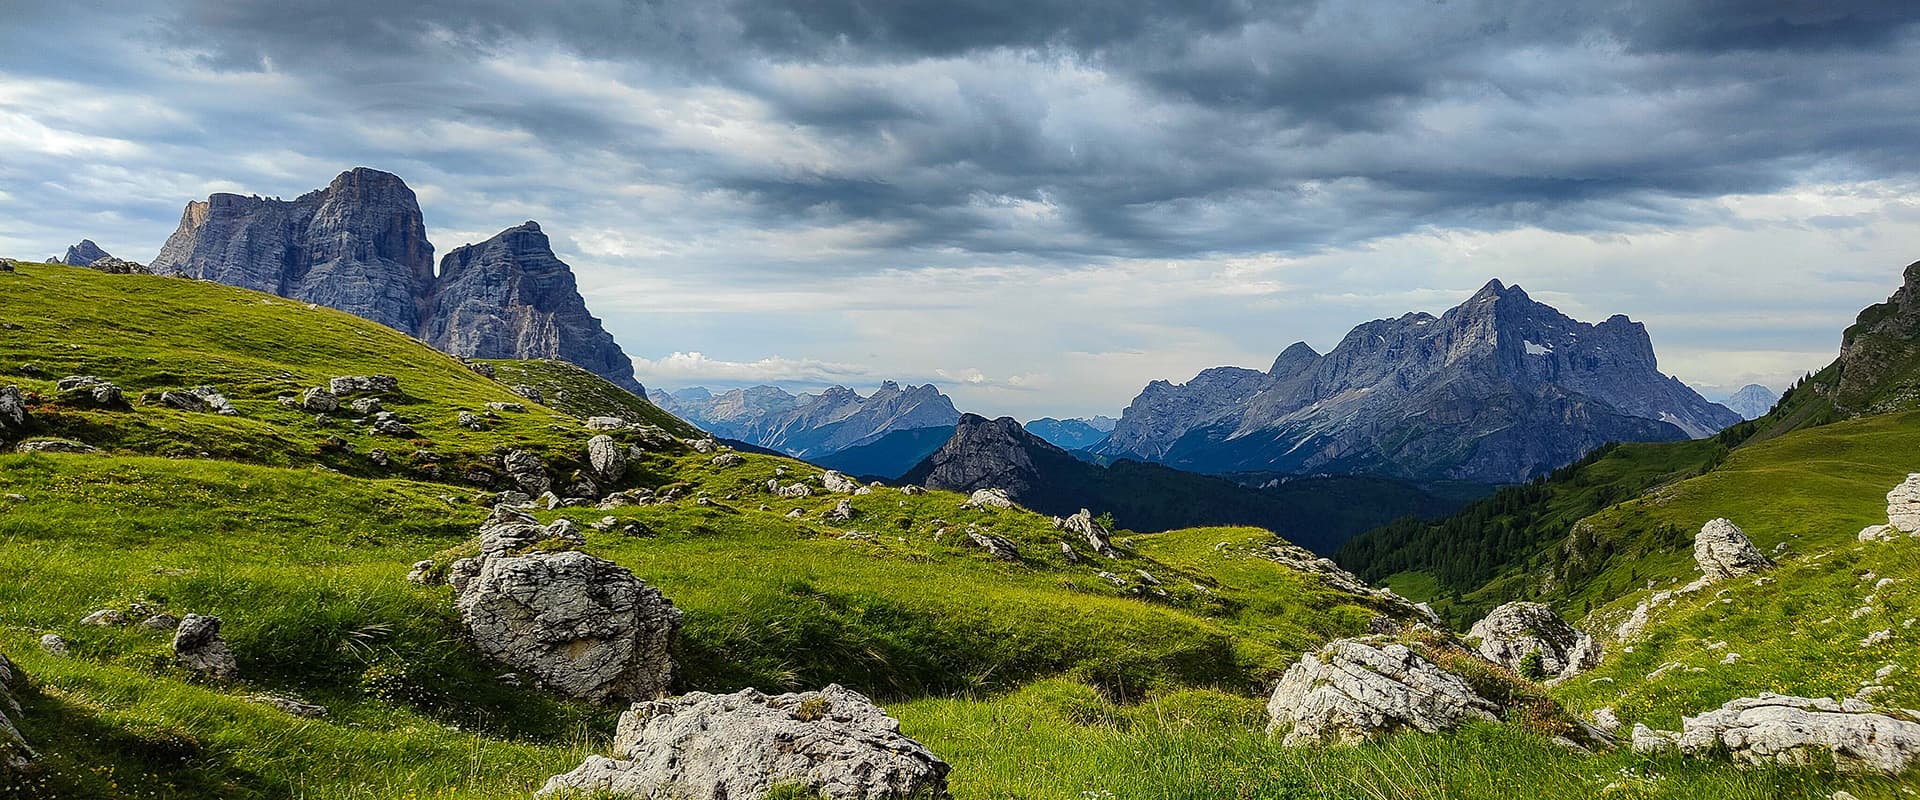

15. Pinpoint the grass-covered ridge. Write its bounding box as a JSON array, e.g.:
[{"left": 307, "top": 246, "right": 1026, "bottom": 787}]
[{"left": 1, "top": 258, "right": 1908, "bottom": 798}]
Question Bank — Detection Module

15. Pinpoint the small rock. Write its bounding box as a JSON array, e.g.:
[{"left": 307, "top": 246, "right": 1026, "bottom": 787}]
[
  {"left": 301, "top": 388, "right": 340, "bottom": 413},
  {"left": 248, "top": 694, "right": 329, "bottom": 718},
  {"left": 350, "top": 397, "right": 384, "bottom": 415},
  {"left": 965, "top": 488, "right": 1014, "bottom": 510},
  {"left": 1631, "top": 723, "right": 1679, "bottom": 754},
  {"left": 79, "top": 609, "right": 127, "bottom": 626},
  {"left": 56, "top": 375, "right": 124, "bottom": 407},
  {"left": 38, "top": 634, "right": 68, "bottom": 656},
  {"left": 586, "top": 416, "right": 630, "bottom": 431},
  {"left": 16, "top": 439, "right": 97, "bottom": 454},
  {"left": 821, "top": 471, "right": 859, "bottom": 493},
  {"left": 965, "top": 532, "right": 1020, "bottom": 560},
  {"left": 710, "top": 452, "right": 744, "bottom": 468},
  {"left": 1467, "top": 602, "right": 1600, "bottom": 683},
  {"left": 1062, "top": 509, "right": 1117, "bottom": 557},
  {"left": 488, "top": 401, "right": 526, "bottom": 413},
  {"left": 589, "top": 435, "right": 627, "bottom": 482},
  {"left": 407, "top": 560, "right": 436, "bottom": 584},
  {"left": 329, "top": 375, "right": 399, "bottom": 395},
  {"left": 825, "top": 499, "right": 856, "bottom": 522},
  {"left": 511, "top": 384, "right": 544, "bottom": 403},
  {"left": 173, "top": 614, "right": 239, "bottom": 681},
  {"left": 139, "top": 613, "right": 181, "bottom": 631}
]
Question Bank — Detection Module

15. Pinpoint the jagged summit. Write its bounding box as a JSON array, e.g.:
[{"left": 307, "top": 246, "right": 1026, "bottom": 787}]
[
  {"left": 150, "top": 169, "right": 642, "bottom": 396},
  {"left": 61, "top": 239, "right": 110, "bottom": 267},
  {"left": 1097, "top": 279, "right": 1740, "bottom": 483}
]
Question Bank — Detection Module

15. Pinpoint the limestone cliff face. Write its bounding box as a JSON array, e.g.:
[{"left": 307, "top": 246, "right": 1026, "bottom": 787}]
[
  {"left": 901, "top": 414, "right": 1051, "bottom": 500},
  {"left": 1096, "top": 280, "right": 1742, "bottom": 483},
  {"left": 1831, "top": 260, "right": 1920, "bottom": 415},
  {"left": 152, "top": 168, "right": 436, "bottom": 333},
  {"left": 423, "top": 222, "right": 643, "bottom": 395},
  {"left": 151, "top": 169, "right": 643, "bottom": 396}
]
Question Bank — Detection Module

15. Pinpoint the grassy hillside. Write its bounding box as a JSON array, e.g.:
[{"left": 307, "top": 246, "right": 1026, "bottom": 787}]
[
  {"left": 0, "top": 261, "right": 688, "bottom": 483},
  {"left": 1538, "top": 411, "right": 1920, "bottom": 742},
  {"left": 1336, "top": 438, "right": 1729, "bottom": 625},
  {"left": 477, "top": 358, "right": 696, "bottom": 437},
  {"left": 0, "top": 259, "right": 1904, "bottom": 799}
]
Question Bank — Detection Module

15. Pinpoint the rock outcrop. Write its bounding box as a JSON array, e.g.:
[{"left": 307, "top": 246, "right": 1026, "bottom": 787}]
[
  {"left": 453, "top": 509, "right": 681, "bottom": 704},
  {"left": 1671, "top": 694, "right": 1920, "bottom": 775},
  {"left": 1266, "top": 637, "right": 1501, "bottom": 746},
  {"left": 1095, "top": 280, "right": 1741, "bottom": 483},
  {"left": 1887, "top": 474, "right": 1920, "bottom": 533},
  {"left": 160, "top": 385, "right": 238, "bottom": 415},
  {"left": 151, "top": 169, "right": 645, "bottom": 395},
  {"left": 422, "top": 222, "right": 646, "bottom": 395},
  {"left": 1467, "top": 602, "right": 1600, "bottom": 683},
  {"left": 173, "top": 614, "right": 239, "bottom": 681},
  {"left": 906, "top": 415, "right": 1046, "bottom": 500},
  {"left": 538, "top": 684, "right": 950, "bottom": 800},
  {"left": 0, "top": 653, "right": 35, "bottom": 771},
  {"left": 1693, "top": 518, "right": 1773, "bottom": 584}
]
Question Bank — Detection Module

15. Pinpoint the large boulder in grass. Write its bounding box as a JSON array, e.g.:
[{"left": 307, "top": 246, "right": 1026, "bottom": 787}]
[
  {"left": 1887, "top": 474, "right": 1920, "bottom": 533},
  {"left": 538, "top": 684, "right": 950, "bottom": 800},
  {"left": 1266, "top": 636, "right": 1500, "bottom": 746},
  {"left": 455, "top": 542, "right": 680, "bottom": 704},
  {"left": 1467, "top": 602, "right": 1600, "bottom": 683},
  {"left": 1693, "top": 518, "right": 1772, "bottom": 584},
  {"left": 1674, "top": 694, "right": 1920, "bottom": 775}
]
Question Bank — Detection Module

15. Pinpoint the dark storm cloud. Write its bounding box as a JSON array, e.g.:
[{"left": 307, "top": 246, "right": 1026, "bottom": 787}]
[{"left": 9, "top": 0, "right": 1920, "bottom": 265}]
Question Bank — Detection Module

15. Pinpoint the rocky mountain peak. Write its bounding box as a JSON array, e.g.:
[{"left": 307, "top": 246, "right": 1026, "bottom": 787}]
[
  {"left": 424, "top": 221, "right": 644, "bottom": 395},
  {"left": 1098, "top": 279, "right": 1741, "bottom": 482},
  {"left": 901, "top": 414, "right": 1053, "bottom": 498},
  {"left": 151, "top": 170, "right": 645, "bottom": 396},
  {"left": 1829, "top": 259, "right": 1920, "bottom": 414},
  {"left": 1268, "top": 342, "right": 1320, "bottom": 377},
  {"left": 62, "top": 239, "right": 110, "bottom": 267}
]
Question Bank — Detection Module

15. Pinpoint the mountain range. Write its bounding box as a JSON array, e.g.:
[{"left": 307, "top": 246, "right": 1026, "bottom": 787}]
[
  {"left": 901, "top": 414, "right": 1463, "bottom": 553},
  {"left": 1023, "top": 416, "right": 1117, "bottom": 450},
  {"left": 1093, "top": 280, "right": 1742, "bottom": 484},
  {"left": 146, "top": 168, "right": 646, "bottom": 396},
  {"left": 653, "top": 382, "right": 960, "bottom": 460}
]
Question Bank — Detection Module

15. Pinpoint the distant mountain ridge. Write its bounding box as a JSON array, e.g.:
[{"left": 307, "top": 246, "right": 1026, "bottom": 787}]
[
  {"left": 1024, "top": 416, "right": 1117, "bottom": 450},
  {"left": 903, "top": 414, "right": 1464, "bottom": 553},
  {"left": 655, "top": 382, "right": 960, "bottom": 459},
  {"left": 148, "top": 167, "right": 646, "bottom": 395},
  {"left": 1094, "top": 280, "right": 1741, "bottom": 484}
]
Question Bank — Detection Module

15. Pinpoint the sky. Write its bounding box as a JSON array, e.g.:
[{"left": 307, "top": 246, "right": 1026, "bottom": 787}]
[{"left": 4, "top": 1, "right": 1920, "bottom": 419}]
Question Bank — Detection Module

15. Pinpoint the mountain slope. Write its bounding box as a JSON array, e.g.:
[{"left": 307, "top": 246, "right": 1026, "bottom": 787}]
[
  {"left": 812, "top": 425, "right": 953, "bottom": 479},
  {"left": 1097, "top": 280, "right": 1740, "bottom": 483},
  {"left": 904, "top": 414, "right": 1464, "bottom": 553},
  {"left": 149, "top": 168, "right": 645, "bottom": 395}
]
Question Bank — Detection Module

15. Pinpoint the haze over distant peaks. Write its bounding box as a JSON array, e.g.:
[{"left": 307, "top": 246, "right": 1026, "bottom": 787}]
[
  {"left": 1719, "top": 384, "right": 1779, "bottom": 420},
  {"left": 148, "top": 168, "right": 645, "bottom": 395},
  {"left": 1095, "top": 279, "right": 1742, "bottom": 484},
  {"left": 654, "top": 381, "right": 960, "bottom": 459},
  {"left": 1023, "top": 416, "right": 1118, "bottom": 450}
]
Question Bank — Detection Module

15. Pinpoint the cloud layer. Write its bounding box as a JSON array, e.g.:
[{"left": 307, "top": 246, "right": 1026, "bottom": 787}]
[{"left": 4, "top": 1, "right": 1920, "bottom": 416}]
